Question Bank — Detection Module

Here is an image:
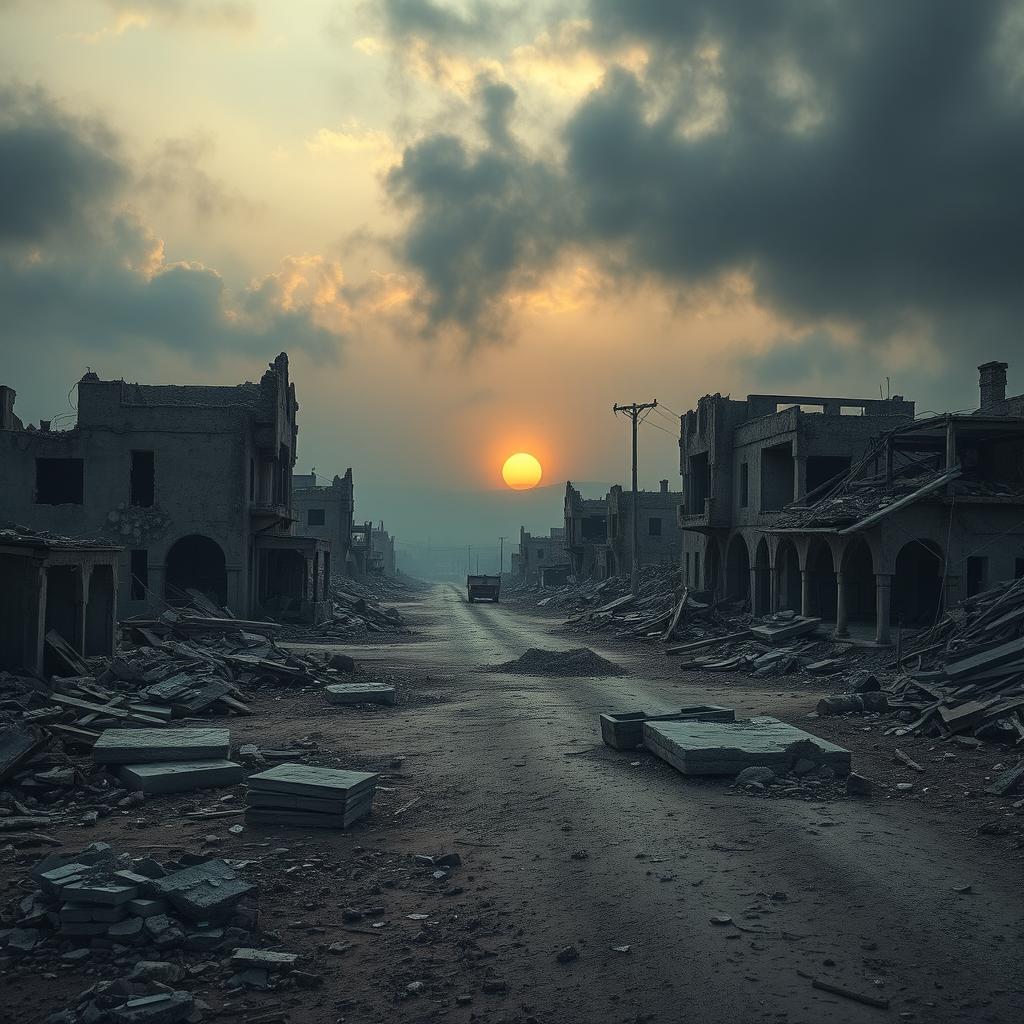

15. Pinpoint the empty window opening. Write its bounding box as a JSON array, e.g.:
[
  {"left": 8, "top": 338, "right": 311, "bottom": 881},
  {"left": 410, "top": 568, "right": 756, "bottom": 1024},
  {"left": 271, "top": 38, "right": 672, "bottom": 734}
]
[
  {"left": 130, "top": 450, "right": 154, "bottom": 507},
  {"left": 806, "top": 455, "right": 852, "bottom": 495},
  {"left": 648, "top": 517, "right": 662, "bottom": 537},
  {"left": 760, "top": 443, "right": 794, "bottom": 511},
  {"left": 688, "top": 453, "right": 709, "bottom": 513},
  {"left": 840, "top": 406, "right": 866, "bottom": 416},
  {"left": 740, "top": 463, "right": 749, "bottom": 507},
  {"left": 36, "top": 458, "right": 83, "bottom": 505},
  {"left": 537, "top": 548, "right": 545, "bottom": 559},
  {"left": 581, "top": 515, "right": 607, "bottom": 541},
  {"left": 130, "top": 550, "right": 149, "bottom": 601},
  {"left": 966, "top": 556, "right": 988, "bottom": 597},
  {"left": 307, "top": 508, "right": 326, "bottom": 526}
]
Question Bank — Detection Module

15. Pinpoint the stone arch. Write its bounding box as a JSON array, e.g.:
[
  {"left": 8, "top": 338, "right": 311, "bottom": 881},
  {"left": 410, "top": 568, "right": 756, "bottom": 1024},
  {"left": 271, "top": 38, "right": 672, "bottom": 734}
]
[
  {"left": 726, "top": 533, "right": 751, "bottom": 604},
  {"left": 165, "top": 534, "right": 227, "bottom": 607},
  {"left": 776, "top": 538, "right": 801, "bottom": 613},
  {"left": 806, "top": 537, "right": 837, "bottom": 620},
  {"left": 893, "top": 539, "right": 945, "bottom": 627}
]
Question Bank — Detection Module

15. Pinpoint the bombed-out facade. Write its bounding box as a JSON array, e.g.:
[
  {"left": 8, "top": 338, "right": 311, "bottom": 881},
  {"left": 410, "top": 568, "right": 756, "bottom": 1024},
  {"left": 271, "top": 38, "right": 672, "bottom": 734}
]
[
  {"left": 606, "top": 480, "right": 682, "bottom": 578},
  {"left": 679, "top": 365, "right": 1024, "bottom": 642},
  {"left": 516, "top": 526, "right": 568, "bottom": 582},
  {"left": 0, "top": 354, "right": 331, "bottom": 624},
  {"left": 293, "top": 469, "right": 354, "bottom": 575}
]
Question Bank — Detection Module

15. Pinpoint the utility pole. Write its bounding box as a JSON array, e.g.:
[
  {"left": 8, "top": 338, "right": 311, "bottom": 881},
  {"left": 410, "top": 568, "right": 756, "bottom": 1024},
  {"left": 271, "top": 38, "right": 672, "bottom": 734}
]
[
  {"left": 613, "top": 399, "right": 658, "bottom": 596},
  {"left": 499, "top": 536, "right": 506, "bottom": 575}
]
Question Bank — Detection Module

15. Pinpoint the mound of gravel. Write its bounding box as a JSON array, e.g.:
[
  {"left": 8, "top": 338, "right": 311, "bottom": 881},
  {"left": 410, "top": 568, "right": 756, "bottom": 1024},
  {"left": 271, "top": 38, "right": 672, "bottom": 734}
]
[{"left": 491, "top": 647, "right": 625, "bottom": 677}]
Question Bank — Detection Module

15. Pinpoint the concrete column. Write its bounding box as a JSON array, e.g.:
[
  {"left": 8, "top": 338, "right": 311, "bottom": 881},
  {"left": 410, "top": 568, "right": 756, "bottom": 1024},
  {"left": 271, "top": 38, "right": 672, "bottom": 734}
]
[
  {"left": 794, "top": 456, "right": 808, "bottom": 501},
  {"left": 800, "top": 570, "right": 812, "bottom": 617},
  {"left": 749, "top": 567, "right": 760, "bottom": 615},
  {"left": 78, "top": 566, "right": 93, "bottom": 657},
  {"left": 875, "top": 573, "right": 893, "bottom": 645},
  {"left": 835, "top": 571, "right": 849, "bottom": 638},
  {"left": 770, "top": 566, "right": 781, "bottom": 613}
]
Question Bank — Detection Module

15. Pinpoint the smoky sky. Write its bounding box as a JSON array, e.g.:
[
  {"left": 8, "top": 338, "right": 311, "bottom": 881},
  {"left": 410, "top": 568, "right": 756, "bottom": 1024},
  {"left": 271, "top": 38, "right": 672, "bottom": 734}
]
[
  {"left": 0, "top": 83, "right": 340, "bottom": 363},
  {"left": 384, "top": 0, "right": 1024, "bottom": 359}
]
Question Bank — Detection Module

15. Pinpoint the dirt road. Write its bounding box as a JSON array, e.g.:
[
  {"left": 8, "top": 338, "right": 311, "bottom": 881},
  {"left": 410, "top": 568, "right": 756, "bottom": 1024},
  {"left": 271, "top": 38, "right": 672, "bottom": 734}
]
[
  {"left": 294, "top": 585, "right": 1024, "bottom": 1023},
  {"left": 4, "top": 584, "right": 1022, "bottom": 1023}
]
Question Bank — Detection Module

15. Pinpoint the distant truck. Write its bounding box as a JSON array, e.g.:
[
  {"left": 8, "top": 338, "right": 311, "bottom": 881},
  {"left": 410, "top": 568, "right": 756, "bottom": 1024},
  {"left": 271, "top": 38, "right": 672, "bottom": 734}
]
[{"left": 467, "top": 574, "right": 501, "bottom": 603}]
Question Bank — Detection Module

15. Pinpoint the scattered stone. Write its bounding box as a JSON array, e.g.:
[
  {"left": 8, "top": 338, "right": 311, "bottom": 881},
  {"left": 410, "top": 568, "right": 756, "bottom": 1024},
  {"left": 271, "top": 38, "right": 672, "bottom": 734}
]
[{"left": 555, "top": 945, "right": 579, "bottom": 963}]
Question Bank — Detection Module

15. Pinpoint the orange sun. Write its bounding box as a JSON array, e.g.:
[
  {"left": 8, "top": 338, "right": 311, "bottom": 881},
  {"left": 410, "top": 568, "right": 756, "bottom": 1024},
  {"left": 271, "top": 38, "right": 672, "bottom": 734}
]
[{"left": 502, "top": 452, "right": 543, "bottom": 490}]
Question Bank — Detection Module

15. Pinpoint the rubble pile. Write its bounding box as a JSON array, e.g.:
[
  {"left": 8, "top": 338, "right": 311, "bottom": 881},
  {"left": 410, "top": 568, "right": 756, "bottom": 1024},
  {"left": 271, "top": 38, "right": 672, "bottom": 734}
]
[
  {"left": 491, "top": 647, "right": 625, "bottom": 677},
  {"left": 276, "top": 578, "right": 411, "bottom": 642},
  {"left": 881, "top": 577, "right": 1024, "bottom": 746}
]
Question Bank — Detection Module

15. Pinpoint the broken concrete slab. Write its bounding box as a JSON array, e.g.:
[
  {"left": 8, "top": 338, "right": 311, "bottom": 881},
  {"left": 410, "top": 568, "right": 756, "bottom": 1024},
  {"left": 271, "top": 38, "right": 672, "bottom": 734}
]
[
  {"left": 107, "top": 991, "right": 194, "bottom": 1024},
  {"left": 324, "top": 682, "right": 396, "bottom": 706},
  {"left": 243, "top": 798, "right": 373, "bottom": 829},
  {"left": 643, "top": 716, "right": 851, "bottom": 777},
  {"left": 150, "top": 860, "right": 254, "bottom": 921},
  {"left": 93, "top": 728, "right": 231, "bottom": 765},
  {"left": 230, "top": 947, "right": 299, "bottom": 970},
  {"left": 118, "top": 759, "right": 245, "bottom": 794},
  {"left": 0, "top": 726, "right": 47, "bottom": 783},
  {"left": 748, "top": 616, "right": 822, "bottom": 644},
  {"left": 246, "top": 763, "right": 378, "bottom": 800},
  {"left": 600, "top": 705, "right": 736, "bottom": 751}
]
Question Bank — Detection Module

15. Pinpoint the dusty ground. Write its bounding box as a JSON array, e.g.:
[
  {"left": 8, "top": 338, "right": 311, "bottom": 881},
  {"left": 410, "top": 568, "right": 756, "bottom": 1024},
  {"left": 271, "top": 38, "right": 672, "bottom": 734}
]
[{"left": 3, "top": 584, "right": 1024, "bottom": 1024}]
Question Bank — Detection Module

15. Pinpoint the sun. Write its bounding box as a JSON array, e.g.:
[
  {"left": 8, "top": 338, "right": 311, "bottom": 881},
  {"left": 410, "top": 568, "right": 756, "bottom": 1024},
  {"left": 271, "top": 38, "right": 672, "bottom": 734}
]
[{"left": 502, "top": 452, "right": 543, "bottom": 490}]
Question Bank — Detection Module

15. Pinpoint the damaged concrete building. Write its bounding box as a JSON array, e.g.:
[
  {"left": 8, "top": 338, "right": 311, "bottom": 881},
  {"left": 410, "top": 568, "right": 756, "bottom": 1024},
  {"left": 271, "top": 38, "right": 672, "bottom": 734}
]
[
  {"left": 606, "top": 480, "right": 682, "bottom": 578},
  {"left": 293, "top": 469, "right": 354, "bottom": 575},
  {"left": 0, "top": 527, "right": 121, "bottom": 675},
  {"left": 370, "top": 523, "right": 396, "bottom": 575},
  {"left": 564, "top": 483, "right": 610, "bottom": 579},
  {"left": 0, "top": 354, "right": 331, "bottom": 624},
  {"left": 678, "top": 364, "right": 1024, "bottom": 642},
  {"left": 516, "top": 526, "right": 568, "bottom": 582}
]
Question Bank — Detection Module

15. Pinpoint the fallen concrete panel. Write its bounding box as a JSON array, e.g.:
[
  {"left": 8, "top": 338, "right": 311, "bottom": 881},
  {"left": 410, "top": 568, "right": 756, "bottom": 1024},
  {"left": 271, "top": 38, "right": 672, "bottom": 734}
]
[
  {"left": 643, "top": 716, "right": 851, "bottom": 777},
  {"left": 243, "top": 794, "right": 373, "bottom": 830},
  {"left": 247, "top": 763, "right": 378, "bottom": 800},
  {"left": 748, "top": 617, "right": 822, "bottom": 644},
  {"left": 118, "top": 760, "right": 245, "bottom": 794},
  {"left": 93, "top": 728, "right": 230, "bottom": 765},
  {"left": 600, "top": 705, "right": 736, "bottom": 751},
  {"left": 245, "top": 790, "right": 355, "bottom": 814},
  {"left": 324, "top": 682, "right": 396, "bottom": 706}
]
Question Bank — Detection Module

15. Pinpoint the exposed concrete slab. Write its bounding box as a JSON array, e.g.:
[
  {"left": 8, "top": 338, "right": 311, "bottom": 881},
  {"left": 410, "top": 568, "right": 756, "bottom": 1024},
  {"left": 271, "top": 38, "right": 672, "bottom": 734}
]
[
  {"left": 643, "top": 716, "right": 851, "bottom": 777},
  {"left": 247, "top": 763, "right": 378, "bottom": 800},
  {"left": 324, "top": 682, "right": 396, "bottom": 706},
  {"left": 93, "top": 728, "right": 230, "bottom": 765},
  {"left": 244, "top": 793, "right": 374, "bottom": 829},
  {"left": 118, "top": 760, "right": 244, "bottom": 794},
  {"left": 245, "top": 790, "right": 354, "bottom": 814},
  {"left": 601, "top": 705, "right": 736, "bottom": 751}
]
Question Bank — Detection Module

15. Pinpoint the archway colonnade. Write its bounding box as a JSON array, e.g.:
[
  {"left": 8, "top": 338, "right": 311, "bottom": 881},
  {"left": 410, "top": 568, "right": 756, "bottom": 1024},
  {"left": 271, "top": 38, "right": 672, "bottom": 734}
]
[{"left": 696, "top": 529, "right": 948, "bottom": 644}]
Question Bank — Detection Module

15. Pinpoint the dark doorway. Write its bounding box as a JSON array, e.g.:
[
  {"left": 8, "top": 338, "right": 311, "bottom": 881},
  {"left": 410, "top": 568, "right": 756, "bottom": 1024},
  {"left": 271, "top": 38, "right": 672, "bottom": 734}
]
[
  {"left": 726, "top": 535, "right": 751, "bottom": 604},
  {"left": 893, "top": 540, "right": 944, "bottom": 627},
  {"left": 45, "top": 565, "right": 80, "bottom": 652},
  {"left": 706, "top": 540, "right": 721, "bottom": 597},
  {"left": 777, "top": 540, "right": 801, "bottom": 612},
  {"left": 754, "top": 538, "right": 771, "bottom": 613},
  {"left": 807, "top": 539, "right": 837, "bottom": 620},
  {"left": 85, "top": 565, "right": 115, "bottom": 656},
  {"left": 842, "top": 538, "right": 875, "bottom": 625},
  {"left": 165, "top": 535, "right": 228, "bottom": 607}
]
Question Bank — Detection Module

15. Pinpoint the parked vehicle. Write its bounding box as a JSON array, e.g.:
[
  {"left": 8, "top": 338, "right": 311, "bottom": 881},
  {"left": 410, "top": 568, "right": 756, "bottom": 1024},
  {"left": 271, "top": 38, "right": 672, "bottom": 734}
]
[{"left": 467, "top": 574, "right": 501, "bottom": 603}]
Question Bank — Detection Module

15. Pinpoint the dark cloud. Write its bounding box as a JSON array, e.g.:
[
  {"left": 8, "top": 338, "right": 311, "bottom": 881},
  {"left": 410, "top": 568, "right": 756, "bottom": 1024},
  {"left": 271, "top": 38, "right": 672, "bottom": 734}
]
[
  {"left": 0, "top": 84, "right": 341, "bottom": 362},
  {"left": 377, "top": 0, "right": 512, "bottom": 44},
  {"left": 0, "top": 84, "right": 125, "bottom": 242},
  {"left": 385, "top": 77, "right": 571, "bottom": 337},
  {"left": 386, "top": 1, "right": 1024, "bottom": 371}
]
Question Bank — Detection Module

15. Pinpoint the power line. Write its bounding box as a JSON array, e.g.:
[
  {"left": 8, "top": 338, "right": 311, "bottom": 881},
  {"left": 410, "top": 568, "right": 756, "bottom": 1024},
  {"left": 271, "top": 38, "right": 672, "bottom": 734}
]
[{"left": 612, "top": 399, "right": 657, "bottom": 595}]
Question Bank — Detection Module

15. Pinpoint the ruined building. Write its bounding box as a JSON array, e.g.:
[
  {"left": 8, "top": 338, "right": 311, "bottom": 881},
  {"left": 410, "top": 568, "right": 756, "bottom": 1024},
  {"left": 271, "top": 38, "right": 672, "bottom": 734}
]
[
  {"left": 0, "top": 527, "right": 120, "bottom": 675},
  {"left": 678, "top": 366, "right": 1024, "bottom": 642},
  {"left": 516, "top": 526, "right": 568, "bottom": 582},
  {"left": 293, "top": 469, "right": 354, "bottom": 575},
  {"left": 370, "top": 523, "right": 396, "bottom": 575},
  {"left": 606, "top": 480, "right": 681, "bottom": 578},
  {"left": 564, "top": 483, "right": 610, "bottom": 579},
  {"left": 0, "top": 354, "right": 331, "bottom": 623}
]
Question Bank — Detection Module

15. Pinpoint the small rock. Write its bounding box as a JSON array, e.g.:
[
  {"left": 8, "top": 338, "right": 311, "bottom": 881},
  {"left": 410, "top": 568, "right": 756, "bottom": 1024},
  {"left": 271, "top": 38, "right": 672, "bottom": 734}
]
[
  {"left": 556, "top": 945, "right": 579, "bottom": 963},
  {"left": 953, "top": 884, "right": 972, "bottom": 895},
  {"left": 734, "top": 766, "right": 776, "bottom": 787},
  {"left": 846, "top": 772, "right": 873, "bottom": 798},
  {"left": 709, "top": 914, "right": 732, "bottom": 926}
]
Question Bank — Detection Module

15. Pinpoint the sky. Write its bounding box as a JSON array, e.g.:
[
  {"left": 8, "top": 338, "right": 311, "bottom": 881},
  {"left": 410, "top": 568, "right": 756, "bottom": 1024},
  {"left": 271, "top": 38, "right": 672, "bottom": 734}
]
[{"left": 2, "top": 1, "right": 1023, "bottom": 553}]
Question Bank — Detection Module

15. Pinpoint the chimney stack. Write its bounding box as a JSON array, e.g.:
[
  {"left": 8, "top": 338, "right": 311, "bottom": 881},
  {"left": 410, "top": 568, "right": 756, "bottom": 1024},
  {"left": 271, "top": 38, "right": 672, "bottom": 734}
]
[
  {"left": 978, "top": 361, "right": 1008, "bottom": 411},
  {"left": 660, "top": 479, "right": 669, "bottom": 494},
  {"left": 0, "top": 386, "right": 15, "bottom": 431}
]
